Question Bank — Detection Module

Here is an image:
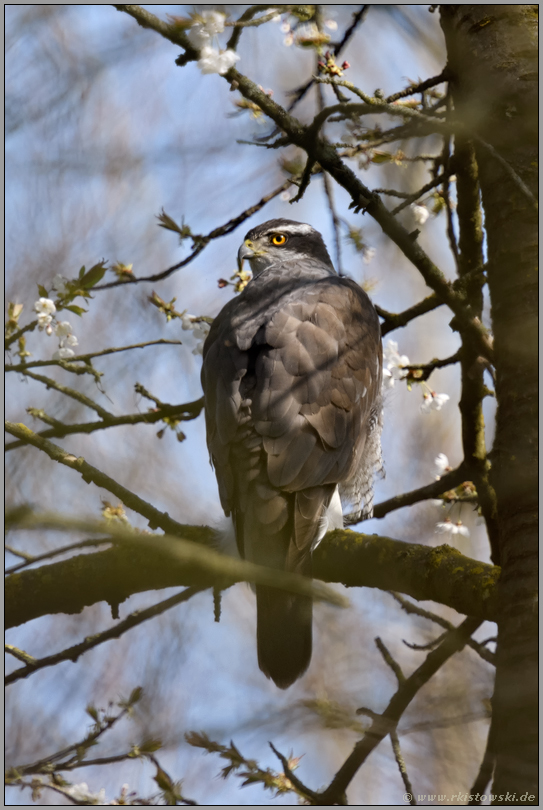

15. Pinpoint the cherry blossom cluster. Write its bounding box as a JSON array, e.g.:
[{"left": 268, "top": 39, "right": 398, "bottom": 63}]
[
  {"left": 435, "top": 517, "right": 470, "bottom": 538},
  {"left": 381, "top": 340, "right": 451, "bottom": 414},
  {"left": 181, "top": 312, "right": 211, "bottom": 356},
  {"left": 187, "top": 11, "right": 240, "bottom": 75},
  {"left": 420, "top": 390, "right": 450, "bottom": 412},
  {"left": 34, "top": 286, "right": 79, "bottom": 360},
  {"left": 382, "top": 339, "right": 410, "bottom": 389}
]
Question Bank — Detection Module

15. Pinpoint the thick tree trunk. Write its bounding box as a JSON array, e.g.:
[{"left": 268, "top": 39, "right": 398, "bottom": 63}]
[{"left": 440, "top": 6, "right": 538, "bottom": 805}]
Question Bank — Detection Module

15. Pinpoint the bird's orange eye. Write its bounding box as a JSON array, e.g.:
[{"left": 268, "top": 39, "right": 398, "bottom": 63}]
[{"left": 271, "top": 234, "right": 287, "bottom": 245}]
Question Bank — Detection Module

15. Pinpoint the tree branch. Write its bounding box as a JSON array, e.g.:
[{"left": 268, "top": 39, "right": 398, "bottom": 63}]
[
  {"left": 4, "top": 422, "right": 196, "bottom": 536},
  {"left": 319, "top": 617, "right": 482, "bottom": 803},
  {"left": 6, "top": 586, "right": 202, "bottom": 686},
  {"left": 5, "top": 398, "right": 204, "bottom": 452},
  {"left": 376, "top": 294, "right": 443, "bottom": 336},
  {"left": 6, "top": 514, "right": 500, "bottom": 630}
]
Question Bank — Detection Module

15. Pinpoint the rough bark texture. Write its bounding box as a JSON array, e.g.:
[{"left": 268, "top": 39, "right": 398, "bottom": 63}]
[
  {"left": 440, "top": 6, "right": 538, "bottom": 804},
  {"left": 5, "top": 528, "right": 500, "bottom": 630}
]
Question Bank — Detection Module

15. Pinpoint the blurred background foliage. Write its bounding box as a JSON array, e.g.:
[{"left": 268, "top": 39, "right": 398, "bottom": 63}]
[{"left": 6, "top": 5, "right": 496, "bottom": 805}]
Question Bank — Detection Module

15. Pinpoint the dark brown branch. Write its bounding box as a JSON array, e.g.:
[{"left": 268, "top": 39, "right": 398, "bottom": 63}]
[
  {"left": 375, "top": 637, "right": 405, "bottom": 684},
  {"left": 4, "top": 422, "right": 195, "bottom": 536},
  {"left": 5, "top": 519, "right": 500, "bottom": 630},
  {"left": 386, "top": 69, "right": 450, "bottom": 103},
  {"left": 319, "top": 617, "right": 482, "bottom": 803},
  {"left": 376, "top": 294, "right": 443, "bottom": 336},
  {"left": 94, "top": 179, "right": 294, "bottom": 290},
  {"left": 404, "top": 350, "right": 462, "bottom": 382},
  {"left": 389, "top": 592, "right": 495, "bottom": 666},
  {"left": 370, "top": 466, "right": 467, "bottom": 520},
  {"left": 5, "top": 398, "right": 204, "bottom": 452},
  {"left": 6, "top": 587, "right": 202, "bottom": 686}
]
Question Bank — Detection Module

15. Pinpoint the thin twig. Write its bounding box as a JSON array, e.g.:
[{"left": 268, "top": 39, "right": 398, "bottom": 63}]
[
  {"left": 94, "top": 179, "right": 295, "bottom": 290},
  {"left": 386, "top": 70, "right": 450, "bottom": 104},
  {"left": 269, "top": 742, "right": 319, "bottom": 804},
  {"left": 5, "top": 644, "right": 37, "bottom": 666},
  {"left": 388, "top": 592, "right": 496, "bottom": 666},
  {"left": 4, "top": 544, "right": 34, "bottom": 561},
  {"left": 390, "top": 731, "right": 417, "bottom": 804},
  {"left": 284, "top": 5, "right": 369, "bottom": 114},
  {"left": 5, "top": 397, "right": 204, "bottom": 452},
  {"left": 369, "top": 466, "right": 467, "bottom": 521},
  {"left": 404, "top": 350, "right": 462, "bottom": 382},
  {"left": 5, "top": 538, "right": 112, "bottom": 575},
  {"left": 17, "top": 368, "right": 112, "bottom": 419},
  {"left": 5, "top": 319, "right": 38, "bottom": 350},
  {"left": 375, "top": 637, "right": 405, "bottom": 685},
  {"left": 5, "top": 421, "right": 193, "bottom": 537},
  {"left": 390, "top": 173, "right": 449, "bottom": 215},
  {"left": 6, "top": 587, "right": 202, "bottom": 685},
  {"left": 376, "top": 294, "right": 443, "bottom": 336},
  {"left": 319, "top": 617, "right": 482, "bottom": 803},
  {"left": 5, "top": 339, "right": 182, "bottom": 374}
]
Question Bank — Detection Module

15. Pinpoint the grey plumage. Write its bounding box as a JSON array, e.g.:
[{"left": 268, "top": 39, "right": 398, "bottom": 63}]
[{"left": 201, "top": 219, "right": 383, "bottom": 688}]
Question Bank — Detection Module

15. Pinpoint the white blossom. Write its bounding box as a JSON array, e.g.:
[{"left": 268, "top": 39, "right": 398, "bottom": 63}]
[
  {"left": 283, "top": 33, "right": 294, "bottom": 46},
  {"left": 55, "top": 321, "right": 73, "bottom": 337},
  {"left": 37, "top": 313, "right": 53, "bottom": 330},
  {"left": 65, "top": 783, "right": 108, "bottom": 805},
  {"left": 52, "top": 347, "right": 75, "bottom": 360},
  {"left": 325, "top": 19, "right": 338, "bottom": 30},
  {"left": 187, "top": 11, "right": 225, "bottom": 48},
  {"left": 411, "top": 203, "right": 430, "bottom": 226},
  {"left": 382, "top": 339, "right": 410, "bottom": 389},
  {"left": 362, "top": 246, "right": 376, "bottom": 265},
  {"left": 435, "top": 518, "right": 470, "bottom": 538},
  {"left": 197, "top": 46, "right": 240, "bottom": 75},
  {"left": 34, "top": 298, "right": 56, "bottom": 316},
  {"left": 434, "top": 452, "right": 451, "bottom": 479},
  {"left": 181, "top": 313, "right": 196, "bottom": 331},
  {"left": 280, "top": 190, "right": 291, "bottom": 202},
  {"left": 64, "top": 333, "right": 79, "bottom": 347},
  {"left": 52, "top": 274, "right": 70, "bottom": 295},
  {"left": 421, "top": 391, "right": 450, "bottom": 413},
  {"left": 280, "top": 21, "right": 291, "bottom": 33}
]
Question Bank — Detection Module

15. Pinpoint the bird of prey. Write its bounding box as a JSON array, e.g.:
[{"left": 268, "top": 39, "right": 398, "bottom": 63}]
[{"left": 201, "top": 219, "right": 383, "bottom": 688}]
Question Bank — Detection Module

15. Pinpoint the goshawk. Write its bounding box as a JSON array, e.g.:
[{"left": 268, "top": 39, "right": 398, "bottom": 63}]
[{"left": 201, "top": 219, "right": 383, "bottom": 688}]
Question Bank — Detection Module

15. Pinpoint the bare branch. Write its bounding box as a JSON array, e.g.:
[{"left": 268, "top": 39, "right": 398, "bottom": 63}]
[
  {"left": 6, "top": 586, "right": 202, "bottom": 686},
  {"left": 319, "top": 617, "right": 482, "bottom": 803},
  {"left": 375, "top": 637, "right": 405, "bottom": 685},
  {"left": 389, "top": 592, "right": 496, "bottom": 666},
  {"left": 390, "top": 731, "right": 417, "bottom": 805}
]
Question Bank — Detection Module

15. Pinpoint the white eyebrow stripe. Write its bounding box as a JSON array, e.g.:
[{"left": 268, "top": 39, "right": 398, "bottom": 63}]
[{"left": 268, "top": 223, "right": 315, "bottom": 235}]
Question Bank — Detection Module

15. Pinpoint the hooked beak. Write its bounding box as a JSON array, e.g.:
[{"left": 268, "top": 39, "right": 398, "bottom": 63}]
[{"left": 237, "top": 239, "right": 265, "bottom": 271}]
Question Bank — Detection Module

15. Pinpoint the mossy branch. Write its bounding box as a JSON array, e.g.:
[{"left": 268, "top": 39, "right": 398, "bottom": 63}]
[{"left": 6, "top": 515, "right": 500, "bottom": 630}]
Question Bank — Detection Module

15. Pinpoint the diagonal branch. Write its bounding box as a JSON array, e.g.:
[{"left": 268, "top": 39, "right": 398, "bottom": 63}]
[
  {"left": 5, "top": 398, "right": 204, "bottom": 452},
  {"left": 4, "top": 421, "right": 194, "bottom": 536},
  {"left": 319, "top": 617, "right": 482, "bottom": 803},
  {"left": 6, "top": 586, "right": 202, "bottom": 686}
]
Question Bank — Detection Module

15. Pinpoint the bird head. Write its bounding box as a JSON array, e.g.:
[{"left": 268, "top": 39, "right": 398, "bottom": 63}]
[{"left": 237, "top": 219, "right": 334, "bottom": 276}]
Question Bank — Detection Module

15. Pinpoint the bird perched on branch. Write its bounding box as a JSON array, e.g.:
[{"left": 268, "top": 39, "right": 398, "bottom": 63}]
[{"left": 201, "top": 219, "right": 383, "bottom": 688}]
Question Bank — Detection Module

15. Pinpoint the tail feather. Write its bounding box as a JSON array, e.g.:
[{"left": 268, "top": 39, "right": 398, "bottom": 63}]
[{"left": 256, "top": 585, "right": 312, "bottom": 689}]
